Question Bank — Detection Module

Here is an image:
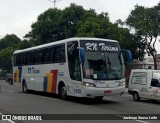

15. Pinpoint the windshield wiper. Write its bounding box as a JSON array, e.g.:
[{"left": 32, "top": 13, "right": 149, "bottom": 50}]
[{"left": 106, "top": 55, "right": 111, "bottom": 69}]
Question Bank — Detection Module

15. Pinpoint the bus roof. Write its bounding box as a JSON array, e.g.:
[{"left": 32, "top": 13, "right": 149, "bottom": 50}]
[{"left": 14, "top": 37, "right": 119, "bottom": 54}]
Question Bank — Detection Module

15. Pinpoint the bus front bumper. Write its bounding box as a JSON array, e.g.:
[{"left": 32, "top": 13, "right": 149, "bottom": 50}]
[{"left": 81, "top": 86, "right": 125, "bottom": 98}]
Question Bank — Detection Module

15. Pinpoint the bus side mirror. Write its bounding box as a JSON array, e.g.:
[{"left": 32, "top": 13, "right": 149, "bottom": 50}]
[
  {"left": 120, "top": 49, "right": 132, "bottom": 64},
  {"left": 78, "top": 47, "right": 85, "bottom": 63}
]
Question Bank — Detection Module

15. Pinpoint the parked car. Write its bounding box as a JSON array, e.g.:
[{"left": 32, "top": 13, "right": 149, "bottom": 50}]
[{"left": 6, "top": 73, "right": 13, "bottom": 84}]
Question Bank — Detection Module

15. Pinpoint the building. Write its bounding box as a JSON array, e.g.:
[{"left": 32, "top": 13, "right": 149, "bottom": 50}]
[
  {"left": 125, "top": 54, "right": 160, "bottom": 87},
  {"left": 156, "top": 54, "right": 160, "bottom": 69},
  {"left": 132, "top": 56, "right": 154, "bottom": 69}
]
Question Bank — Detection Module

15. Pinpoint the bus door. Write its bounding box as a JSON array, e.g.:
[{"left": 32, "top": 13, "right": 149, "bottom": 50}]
[{"left": 67, "top": 41, "right": 82, "bottom": 96}]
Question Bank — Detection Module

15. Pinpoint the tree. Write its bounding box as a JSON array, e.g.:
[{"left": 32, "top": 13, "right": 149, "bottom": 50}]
[
  {"left": 27, "top": 3, "right": 136, "bottom": 61},
  {"left": 17, "top": 39, "right": 32, "bottom": 49},
  {"left": 126, "top": 3, "right": 160, "bottom": 69},
  {"left": 0, "top": 34, "right": 21, "bottom": 49},
  {"left": 29, "top": 8, "right": 63, "bottom": 45},
  {"left": 0, "top": 34, "right": 21, "bottom": 72},
  {"left": 0, "top": 47, "right": 15, "bottom": 72},
  {"left": 28, "top": 4, "right": 86, "bottom": 45},
  {"left": 61, "top": 3, "right": 86, "bottom": 38},
  {"left": 77, "top": 11, "right": 110, "bottom": 38}
]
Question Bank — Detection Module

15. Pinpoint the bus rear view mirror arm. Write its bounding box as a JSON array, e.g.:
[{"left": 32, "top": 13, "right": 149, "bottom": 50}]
[
  {"left": 77, "top": 47, "right": 85, "bottom": 63},
  {"left": 119, "top": 49, "right": 132, "bottom": 65}
]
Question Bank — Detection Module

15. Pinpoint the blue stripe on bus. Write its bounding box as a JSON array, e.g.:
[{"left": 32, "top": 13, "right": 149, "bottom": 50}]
[
  {"left": 18, "top": 66, "right": 22, "bottom": 82},
  {"left": 43, "top": 77, "right": 48, "bottom": 92}
]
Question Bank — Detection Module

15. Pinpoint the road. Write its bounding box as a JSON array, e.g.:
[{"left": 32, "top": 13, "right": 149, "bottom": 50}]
[{"left": 0, "top": 80, "right": 160, "bottom": 123}]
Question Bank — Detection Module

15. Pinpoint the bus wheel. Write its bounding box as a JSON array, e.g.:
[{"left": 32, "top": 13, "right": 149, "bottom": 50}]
[
  {"left": 22, "top": 81, "right": 28, "bottom": 93},
  {"left": 133, "top": 92, "right": 140, "bottom": 101},
  {"left": 60, "top": 84, "right": 67, "bottom": 100}
]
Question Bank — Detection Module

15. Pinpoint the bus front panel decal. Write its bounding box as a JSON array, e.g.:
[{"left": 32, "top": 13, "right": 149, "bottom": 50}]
[
  {"left": 51, "top": 70, "right": 58, "bottom": 93},
  {"left": 14, "top": 66, "right": 22, "bottom": 83},
  {"left": 43, "top": 70, "right": 58, "bottom": 93}
]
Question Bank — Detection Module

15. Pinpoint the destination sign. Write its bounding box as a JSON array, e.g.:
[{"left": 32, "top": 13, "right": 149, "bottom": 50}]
[{"left": 80, "top": 40, "right": 120, "bottom": 52}]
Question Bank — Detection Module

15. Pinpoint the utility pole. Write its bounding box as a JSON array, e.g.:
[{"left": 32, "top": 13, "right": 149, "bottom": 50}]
[{"left": 48, "top": 0, "right": 62, "bottom": 9}]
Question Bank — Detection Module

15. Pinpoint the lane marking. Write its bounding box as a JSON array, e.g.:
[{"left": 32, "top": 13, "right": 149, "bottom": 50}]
[
  {"left": 41, "top": 96, "right": 61, "bottom": 101},
  {"left": 7, "top": 119, "right": 16, "bottom": 123},
  {"left": 103, "top": 97, "right": 111, "bottom": 99}
]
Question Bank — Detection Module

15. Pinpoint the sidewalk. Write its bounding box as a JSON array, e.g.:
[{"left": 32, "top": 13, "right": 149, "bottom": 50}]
[{"left": 0, "top": 80, "right": 21, "bottom": 92}]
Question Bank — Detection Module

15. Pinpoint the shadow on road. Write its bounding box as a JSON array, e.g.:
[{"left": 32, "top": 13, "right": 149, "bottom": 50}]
[
  {"left": 140, "top": 99, "right": 160, "bottom": 105},
  {"left": 18, "top": 90, "right": 120, "bottom": 105}
]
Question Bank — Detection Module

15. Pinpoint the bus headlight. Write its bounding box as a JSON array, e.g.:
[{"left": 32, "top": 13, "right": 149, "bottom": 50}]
[
  {"left": 83, "top": 82, "right": 96, "bottom": 87},
  {"left": 119, "top": 81, "right": 125, "bottom": 86}
]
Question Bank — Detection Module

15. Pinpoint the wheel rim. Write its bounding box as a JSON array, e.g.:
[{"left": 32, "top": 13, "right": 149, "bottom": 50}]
[
  {"left": 61, "top": 86, "right": 66, "bottom": 96},
  {"left": 133, "top": 93, "right": 138, "bottom": 100},
  {"left": 23, "top": 83, "right": 27, "bottom": 93},
  {"left": 60, "top": 86, "right": 67, "bottom": 99}
]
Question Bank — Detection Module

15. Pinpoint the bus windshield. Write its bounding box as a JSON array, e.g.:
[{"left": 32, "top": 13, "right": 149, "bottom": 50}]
[{"left": 80, "top": 40, "right": 125, "bottom": 80}]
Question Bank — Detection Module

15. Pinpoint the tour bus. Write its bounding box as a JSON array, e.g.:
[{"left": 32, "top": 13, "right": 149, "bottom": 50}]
[{"left": 13, "top": 37, "right": 132, "bottom": 100}]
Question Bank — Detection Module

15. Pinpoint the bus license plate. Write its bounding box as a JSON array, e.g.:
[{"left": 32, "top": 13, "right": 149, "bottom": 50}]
[{"left": 104, "top": 90, "right": 112, "bottom": 94}]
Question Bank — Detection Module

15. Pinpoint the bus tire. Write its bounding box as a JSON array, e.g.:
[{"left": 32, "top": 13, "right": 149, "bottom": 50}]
[
  {"left": 133, "top": 92, "right": 140, "bottom": 101},
  {"left": 59, "top": 84, "right": 67, "bottom": 100},
  {"left": 22, "top": 81, "right": 28, "bottom": 93}
]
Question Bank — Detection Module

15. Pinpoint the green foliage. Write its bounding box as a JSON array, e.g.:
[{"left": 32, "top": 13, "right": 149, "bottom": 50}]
[
  {"left": 30, "top": 8, "right": 63, "bottom": 45},
  {"left": 77, "top": 11, "right": 110, "bottom": 38},
  {"left": 28, "top": 3, "right": 134, "bottom": 59},
  {"left": 126, "top": 3, "right": 160, "bottom": 69},
  {"left": 0, "top": 69, "right": 7, "bottom": 77},
  {"left": 0, "top": 34, "right": 25, "bottom": 72},
  {"left": 4, "top": 3, "right": 159, "bottom": 72},
  {"left": 62, "top": 3, "right": 86, "bottom": 38},
  {"left": 0, "top": 34, "right": 21, "bottom": 49},
  {"left": 28, "top": 4, "right": 86, "bottom": 45},
  {"left": 0, "top": 47, "right": 14, "bottom": 72},
  {"left": 17, "top": 40, "right": 32, "bottom": 49}
]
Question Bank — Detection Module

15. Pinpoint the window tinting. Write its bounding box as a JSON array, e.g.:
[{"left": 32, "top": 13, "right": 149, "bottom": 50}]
[
  {"left": 44, "top": 48, "right": 52, "bottom": 63},
  {"left": 53, "top": 44, "right": 65, "bottom": 63},
  {"left": 14, "top": 43, "right": 66, "bottom": 66},
  {"left": 67, "top": 41, "right": 81, "bottom": 81}
]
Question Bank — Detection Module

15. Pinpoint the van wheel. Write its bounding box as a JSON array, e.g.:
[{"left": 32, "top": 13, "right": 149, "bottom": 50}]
[
  {"left": 59, "top": 84, "right": 67, "bottom": 100},
  {"left": 22, "top": 81, "right": 28, "bottom": 93},
  {"left": 133, "top": 92, "right": 140, "bottom": 101}
]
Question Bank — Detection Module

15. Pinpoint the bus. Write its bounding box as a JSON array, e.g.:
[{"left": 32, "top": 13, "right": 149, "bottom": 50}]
[{"left": 13, "top": 37, "right": 132, "bottom": 100}]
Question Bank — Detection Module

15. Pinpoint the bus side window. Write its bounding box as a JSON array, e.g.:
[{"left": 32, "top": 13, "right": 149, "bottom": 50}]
[
  {"left": 15, "top": 54, "right": 18, "bottom": 66},
  {"left": 17, "top": 54, "right": 22, "bottom": 66},
  {"left": 38, "top": 49, "right": 44, "bottom": 63},
  {"left": 53, "top": 44, "right": 65, "bottom": 63},
  {"left": 28, "top": 52, "right": 34, "bottom": 64},
  {"left": 44, "top": 48, "right": 51, "bottom": 63},
  {"left": 33, "top": 51, "right": 39, "bottom": 64},
  {"left": 14, "top": 55, "right": 16, "bottom": 66},
  {"left": 21, "top": 53, "right": 26, "bottom": 65},
  {"left": 25, "top": 52, "right": 28, "bottom": 65}
]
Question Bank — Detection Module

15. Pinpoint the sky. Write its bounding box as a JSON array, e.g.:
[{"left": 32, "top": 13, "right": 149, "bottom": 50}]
[{"left": 0, "top": 0, "right": 160, "bottom": 52}]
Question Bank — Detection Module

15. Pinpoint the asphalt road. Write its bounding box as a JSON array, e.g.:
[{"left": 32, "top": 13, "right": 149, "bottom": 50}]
[{"left": 0, "top": 80, "right": 160, "bottom": 123}]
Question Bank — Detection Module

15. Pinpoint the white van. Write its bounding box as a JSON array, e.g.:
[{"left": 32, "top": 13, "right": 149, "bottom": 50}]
[{"left": 128, "top": 69, "right": 160, "bottom": 101}]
